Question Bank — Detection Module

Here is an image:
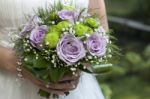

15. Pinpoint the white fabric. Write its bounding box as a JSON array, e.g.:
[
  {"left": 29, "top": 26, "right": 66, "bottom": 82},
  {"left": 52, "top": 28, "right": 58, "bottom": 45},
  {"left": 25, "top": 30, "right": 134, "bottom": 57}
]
[{"left": 0, "top": 0, "right": 105, "bottom": 99}]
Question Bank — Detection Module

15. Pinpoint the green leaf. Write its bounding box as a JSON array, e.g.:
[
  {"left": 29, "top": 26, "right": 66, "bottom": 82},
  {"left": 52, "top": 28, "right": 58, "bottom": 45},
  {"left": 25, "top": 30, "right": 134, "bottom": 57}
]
[
  {"left": 78, "top": 64, "right": 93, "bottom": 73},
  {"left": 49, "top": 67, "right": 68, "bottom": 83},
  {"left": 33, "top": 57, "right": 49, "bottom": 69},
  {"left": 38, "top": 89, "right": 50, "bottom": 98},
  {"left": 23, "top": 55, "right": 35, "bottom": 66},
  {"left": 35, "top": 70, "right": 50, "bottom": 83},
  {"left": 92, "top": 64, "right": 113, "bottom": 74},
  {"left": 24, "top": 65, "right": 35, "bottom": 74}
]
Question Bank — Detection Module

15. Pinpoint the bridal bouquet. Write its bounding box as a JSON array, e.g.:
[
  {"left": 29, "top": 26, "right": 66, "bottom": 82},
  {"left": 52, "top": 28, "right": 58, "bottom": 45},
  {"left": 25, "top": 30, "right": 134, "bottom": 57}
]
[{"left": 13, "top": 2, "right": 118, "bottom": 98}]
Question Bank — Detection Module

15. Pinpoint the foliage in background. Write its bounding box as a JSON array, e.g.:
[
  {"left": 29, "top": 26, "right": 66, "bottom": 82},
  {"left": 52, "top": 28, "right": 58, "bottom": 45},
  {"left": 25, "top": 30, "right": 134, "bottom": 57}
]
[
  {"left": 130, "top": 0, "right": 150, "bottom": 24},
  {"left": 101, "top": 44, "right": 150, "bottom": 99},
  {"left": 100, "top": 0, "right": 150, "bottom": 99}
]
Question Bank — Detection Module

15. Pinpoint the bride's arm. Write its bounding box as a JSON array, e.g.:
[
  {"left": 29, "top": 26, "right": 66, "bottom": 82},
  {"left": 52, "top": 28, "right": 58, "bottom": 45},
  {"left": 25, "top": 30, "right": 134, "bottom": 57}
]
[
  {"left": 89, "top": 0, "right": 109, "bottom": 31},
  {"left": 0, "top": 46, "right": 79, "bottom": 95},
  {"left": 0, "top": 46, "right": 17, "bottom": 73}
]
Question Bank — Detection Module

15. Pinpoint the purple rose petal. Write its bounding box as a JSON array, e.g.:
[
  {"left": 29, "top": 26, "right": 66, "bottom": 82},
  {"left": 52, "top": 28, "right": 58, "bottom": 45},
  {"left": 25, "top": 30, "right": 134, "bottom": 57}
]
[
  {"left": 86, "top": 33, "right": 107, "bottom": 57},
  {"left": 58, "top": 10, "right": 78, "bottom": 23},
  {"left": 20, "top": 15, "right": 36, "bottom": 36},
  {"left": 30, "top": 25, "right": 48, "bottom": 48},
  {"left": 57, "top": 34, "right": 85, "bottom": 65}
]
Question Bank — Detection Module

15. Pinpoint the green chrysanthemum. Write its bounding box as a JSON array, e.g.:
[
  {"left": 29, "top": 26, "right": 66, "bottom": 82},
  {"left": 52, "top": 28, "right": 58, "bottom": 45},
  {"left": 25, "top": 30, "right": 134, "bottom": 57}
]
[
  {"left": 57, "top": 21, "right": 71, "bottom": 31},
  {"left": 87, "top": 26, "right": 94, "bottom": 34},
  {"left": 85, "top": 17, "right": 99, "bottom": 28},
  {"left": 75, "top": 23, "right": 93, "bottom": 36},
  {"left": 49, "top": 25, "right": 60, "bottom": 33},
  {"left": 45, "top": 32, "right": 59, "bottom": 48}
]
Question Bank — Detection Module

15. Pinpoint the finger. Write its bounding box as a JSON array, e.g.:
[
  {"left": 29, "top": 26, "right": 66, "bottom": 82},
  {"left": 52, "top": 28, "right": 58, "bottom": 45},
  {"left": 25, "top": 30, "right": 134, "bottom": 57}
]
[
  {"left": 63, "top": 78, "right": 80, "bottom": 92},
  {"left": 59, "top": 72, "right": 81, "bottom": 82},
  {"left": 48, "top": 78, "right": 80, "bottom": 90},
  {"left": 70, "top": 78, "right": 79, "bottom": 90},
  {"left": 56, "top": 79, "right": 80, "bottom": 92},
  {"left": 48, "top": 82, "right": 73, "bottom": 90},
  {"left": 59, "top": 76, "right": 80, "bottom": 83},
  {"left": 39, "top": 85, "right": 65, "bottom": 95}
]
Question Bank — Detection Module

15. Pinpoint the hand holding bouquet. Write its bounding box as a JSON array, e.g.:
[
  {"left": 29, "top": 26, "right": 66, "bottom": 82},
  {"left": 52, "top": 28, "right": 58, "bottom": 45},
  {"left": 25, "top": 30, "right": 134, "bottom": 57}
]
[{"left": 13, "top": 2, "right": 118, "bottom": 98}]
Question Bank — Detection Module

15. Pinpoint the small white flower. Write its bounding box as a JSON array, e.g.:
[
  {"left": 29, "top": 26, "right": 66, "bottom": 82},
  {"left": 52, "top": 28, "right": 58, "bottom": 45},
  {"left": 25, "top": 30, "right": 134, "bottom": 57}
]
[
  {"left": 76, "top": 22, "right": 80, "bottom": 24},
  {"left": 70, "top": 68, "right": 76, "bottom": 71},
  {"left": 51, "top": 21, "right": 55, "bottom": 24}
]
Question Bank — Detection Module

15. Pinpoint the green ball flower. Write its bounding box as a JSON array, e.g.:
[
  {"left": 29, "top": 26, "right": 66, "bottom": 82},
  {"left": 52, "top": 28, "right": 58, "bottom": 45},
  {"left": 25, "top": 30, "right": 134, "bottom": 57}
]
[
  {"left": 87, "top": 26, "right": 94, "bottom": 34},
  {"left": 49, "top": 25, "right": 60, "bottom": 33},
  {"left": 45, "top": 32, "right": 59, "bottom": 48},
  {"left": 85, "top": 18, "right": 99, "bottom": 28},
  {"left": 75, "top": 23, "right": 93, "bottom": 36},
  {"left": 57, "top": 21, "right": 70, "bottom": 31},
  {"left": 63, "top": 5, "right": 75, "bottom": 10}
]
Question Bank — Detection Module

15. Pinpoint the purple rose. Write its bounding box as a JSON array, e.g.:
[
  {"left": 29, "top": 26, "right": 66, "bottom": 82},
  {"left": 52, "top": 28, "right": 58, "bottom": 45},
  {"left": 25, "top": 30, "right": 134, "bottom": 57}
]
[
  {"left": 86, "top": 33, "right": 107, "bottom": 57},
  {"left": 21, "top": 15, "right": 42, "bottom": 36},
  {"left": 57, "top": 34, "right": 86, "bottom": 65},
  {"left": 20, "top": 15, "right": 36, "bottom": 36},
  {"left": 58, "top": 10, "right": 78, "bottom": 23},
  {"left": 30, "top": 25, "right": 48, "bottom": 48}
]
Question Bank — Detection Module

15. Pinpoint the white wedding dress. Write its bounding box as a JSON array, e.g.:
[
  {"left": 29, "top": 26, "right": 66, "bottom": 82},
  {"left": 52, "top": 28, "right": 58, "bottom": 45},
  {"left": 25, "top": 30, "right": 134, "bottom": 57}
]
[{"left": 0, "top": 0, "right": 105, "bottom": 99}]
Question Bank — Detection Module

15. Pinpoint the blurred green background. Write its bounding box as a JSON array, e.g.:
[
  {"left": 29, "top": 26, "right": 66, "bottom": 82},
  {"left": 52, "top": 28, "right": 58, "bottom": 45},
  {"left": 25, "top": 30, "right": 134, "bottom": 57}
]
[{"left": 99, "top": 0, "right": 150, "bottom": 99}]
